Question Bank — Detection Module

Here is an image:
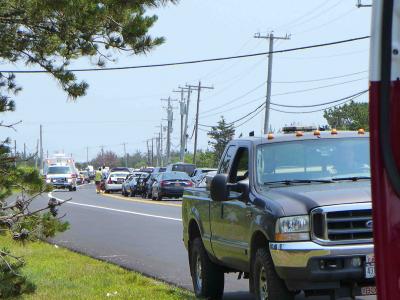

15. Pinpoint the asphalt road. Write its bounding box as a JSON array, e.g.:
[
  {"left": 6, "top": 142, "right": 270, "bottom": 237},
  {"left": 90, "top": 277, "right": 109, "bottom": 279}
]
[{"left": 35, "top": 184, "right": 375, "bottom": 300}]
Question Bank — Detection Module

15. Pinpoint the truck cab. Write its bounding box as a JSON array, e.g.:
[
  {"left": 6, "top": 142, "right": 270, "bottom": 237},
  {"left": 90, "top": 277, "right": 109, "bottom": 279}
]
[{"left": 182, "top": 131, "right": 374, "bottom": 299}]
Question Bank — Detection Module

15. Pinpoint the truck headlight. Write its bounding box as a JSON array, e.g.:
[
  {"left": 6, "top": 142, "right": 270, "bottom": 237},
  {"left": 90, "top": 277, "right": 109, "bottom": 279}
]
[{"left": 275, "top": 215, "right": 310, "bottom": 241}]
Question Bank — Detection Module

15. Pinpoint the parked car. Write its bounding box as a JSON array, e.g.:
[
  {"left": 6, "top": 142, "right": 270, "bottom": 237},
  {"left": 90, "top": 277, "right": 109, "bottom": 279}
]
[
  {"left": 137, "top": 174, "right": 150, "bottom": 198},
  {"left": 151, "top": 171, "right": 193, "bottom": 200},
  {"left": 45, "top": 165, "right": 77, "bottom": 191},
  {"left": 127, "top": 172, "right": 149, "bottom": 197},
  {"left": 182, "top": 131, "right": 374, "bottom": 299},
  {"left": 195, "top": 170, "right": 217, "bottom": 188},
  {"left": 110, "top": 167, "right": 131, "bottom": 173},
  {"left": 191, "top": 168, "right": 217, "bottom": 184},
  {"left": 104, "top": 171, "right": 130, "bottom": 193},
  {"left": 165, "top": 162, "right": 196, "bottom": 176},
  {"left": 122, "top": 174, "right": 135, "bottom": 197}
]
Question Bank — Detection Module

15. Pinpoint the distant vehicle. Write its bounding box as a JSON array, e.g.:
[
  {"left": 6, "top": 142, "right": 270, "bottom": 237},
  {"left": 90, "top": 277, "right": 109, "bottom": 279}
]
[
  {"left": 45, "top": 165, "right": 77, "bottom": 191},
  {"left": 143, "top": 171, "right": 163, "bottom": 199},
  {"left": 122, "top": 174, "right": 135, "bottom": 197},
  {"left": 152, "top": 167, "right": 166, "bottom": 173},
  {"left": 127, "top": 172, "right": 149, "bottom": 197},
  {"left": 86, "top": 165, "right": 95, "bottom": 180},
  {"left": 191, "top": 168, "right": 218, "bottom": 184},
  {"left": 104, "top": 171, "right": 130, "bottom": 193},
  {"left": 79, "top": 170, "right": 90, "bottom": 183},
  {"left": 165, "top": 162, "right": 196, "bottom": 176},
  {"left": 151, "top": 171, "right": 193, "bottom": 201},
  {"left": 109, "top": 167, "right": 131, "bottom": 173},
  {"left": 136, "top": 175, "right": 149, "bottom": 198},
  {"left": 140, "top": 167, "right": 154, "bottom": 173},
  {"left": 43, "top": 153, "right": 76, "bottom": 175},
  {"left": 195, "top": 170, "right": 217, "bottom": 188}
]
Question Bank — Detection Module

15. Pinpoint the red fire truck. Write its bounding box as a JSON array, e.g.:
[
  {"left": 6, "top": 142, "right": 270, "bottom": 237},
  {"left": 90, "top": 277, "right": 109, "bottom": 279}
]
[{"left": 370, "top": 1, "right": 400, "bottom": 299}]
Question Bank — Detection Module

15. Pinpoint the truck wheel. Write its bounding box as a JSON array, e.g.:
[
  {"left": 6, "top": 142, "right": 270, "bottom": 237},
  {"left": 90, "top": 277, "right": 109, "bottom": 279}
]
[
  {"left": 253, "top": 248, "right": 293, "bottom": 300},
  {"left": 190, "top": 237, "right": 224, "bottom": 299},
  {"left": 73, "top": 186, "right": 77, "bottom": 191},
  {"left": 157, "top": 193, "right": 162, "bottom": 201}
]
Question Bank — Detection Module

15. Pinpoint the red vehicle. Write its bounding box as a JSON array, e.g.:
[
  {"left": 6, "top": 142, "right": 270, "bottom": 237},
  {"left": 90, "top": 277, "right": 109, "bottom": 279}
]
[{"left": 370, "top": 1, "right": 400, "bottom": 299}]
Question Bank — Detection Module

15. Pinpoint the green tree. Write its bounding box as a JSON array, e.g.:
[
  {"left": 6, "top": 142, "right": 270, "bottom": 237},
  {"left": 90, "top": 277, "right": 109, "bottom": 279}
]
[
  {"left": 323, "top": 101, "right": 369, "bottom": 131},
  {"left": 0, "top": 0, "right": 175, "bottom": 296},
  {"left": 208, "top": 117, "right": 235, "bottom": 165}
]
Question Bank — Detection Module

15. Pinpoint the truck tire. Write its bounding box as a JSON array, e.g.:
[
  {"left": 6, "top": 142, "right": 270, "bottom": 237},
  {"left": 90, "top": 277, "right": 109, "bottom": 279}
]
[
  {"left": 253, "top": 248, "right": 293, "bottom": 300},
  {"left": 190, "top": 237, "right": 224, "bottom": 299}
]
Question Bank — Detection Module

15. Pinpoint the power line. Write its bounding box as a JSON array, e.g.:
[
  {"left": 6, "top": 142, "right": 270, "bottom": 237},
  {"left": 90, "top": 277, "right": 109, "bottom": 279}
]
[
  {"left": 273, "top": 70, "right": 367, "bottom": 83},
  {"left": 270, "top": 89, "right": 368, "bottom": 108},
  {"left": 271, "top": 77, "right": 367, "bottom": 97},
  {"left": 0, "top": 36, "right": 370, "bottom": 74},
  {"left": 199, "top": 89, "right": 369, "bottom": 128},
  {"left": 200, "top": 77, "right": 367, "bottom": 119},
  {"left": 270, "top": 94, "right": 367, "bottom": 114}
]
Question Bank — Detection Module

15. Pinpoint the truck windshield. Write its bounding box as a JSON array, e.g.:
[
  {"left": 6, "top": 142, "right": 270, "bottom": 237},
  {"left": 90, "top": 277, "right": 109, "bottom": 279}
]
[
  {"left": 47, "top": 166, "right": 72, "bottom": 174},
  {"left": 256, "top": 138, "right": 370, "bottom": 186}
]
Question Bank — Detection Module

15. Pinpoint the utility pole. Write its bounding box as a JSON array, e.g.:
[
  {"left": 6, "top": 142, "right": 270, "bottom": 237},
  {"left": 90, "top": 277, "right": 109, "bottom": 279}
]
[
  {"left": 161, "top": 97, "right": 177, "bottom": 165},
  {"left": 123, "top": 143, "right": 128, "bottom": 167},
  {"left": 101, "top": 146, "right": 105, "bottom": 166},
  {"left": 34, "top": 139, "right": 39, "bottom": 169},
  {"left": 186, "top": 82, "right": 214, "bottom": 165},
  {"left": 86, "top": 147, "right": 89, "bottom": 166},
  {"left": 173, "top": 88, "right": 187, "bottom": 162},
  {"left": 146, "top": 140, "right": 150, "bottom": 166},
  {"left": 151, "top": 138, "right": 154, "bottom": 166},
  {"left": 23, "top": 143, "right": 26, "bottom": 160},
  {"left": 254, "top": 31, "right": 290, "bottom": 134},
  {"left": 39, "top": 124, "right": 43, "bottom": 170}
]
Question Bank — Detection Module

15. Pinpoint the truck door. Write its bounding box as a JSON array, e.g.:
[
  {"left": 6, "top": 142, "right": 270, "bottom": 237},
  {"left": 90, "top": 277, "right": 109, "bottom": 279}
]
[
  {"left": 210, "top": 145, "right": 252, "bottom": 271},
  {"left": 370, "top": 1, "right": 400, "bottom": 299}
]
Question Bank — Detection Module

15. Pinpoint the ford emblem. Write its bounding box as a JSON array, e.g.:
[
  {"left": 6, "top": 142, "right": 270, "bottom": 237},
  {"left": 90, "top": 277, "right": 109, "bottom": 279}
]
[{"left": 366, "top": 220, "right": 373, "bottom": 229}]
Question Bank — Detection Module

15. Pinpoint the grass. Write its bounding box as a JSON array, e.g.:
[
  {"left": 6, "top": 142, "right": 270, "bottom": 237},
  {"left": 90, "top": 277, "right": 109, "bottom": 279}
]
[{"left": 0, "top": 236, "right": 195, "bottom": 300}]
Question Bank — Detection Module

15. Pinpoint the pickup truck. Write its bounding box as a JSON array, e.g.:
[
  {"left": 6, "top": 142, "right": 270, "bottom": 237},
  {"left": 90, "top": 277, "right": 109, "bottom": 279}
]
[{"left": 182, "top": 130, "right": 375, "bottom": 300}]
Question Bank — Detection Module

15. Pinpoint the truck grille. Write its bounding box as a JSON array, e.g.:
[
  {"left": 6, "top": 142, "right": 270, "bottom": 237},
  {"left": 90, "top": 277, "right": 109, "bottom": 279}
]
[{"left": 311, "top": 203, "right": 373, "bottom": 245}]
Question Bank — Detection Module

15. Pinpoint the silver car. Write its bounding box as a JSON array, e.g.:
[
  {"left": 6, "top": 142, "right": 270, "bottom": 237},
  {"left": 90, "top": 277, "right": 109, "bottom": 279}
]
[{"left": 104, "top": 171, "right": 130, "bottom": 193}]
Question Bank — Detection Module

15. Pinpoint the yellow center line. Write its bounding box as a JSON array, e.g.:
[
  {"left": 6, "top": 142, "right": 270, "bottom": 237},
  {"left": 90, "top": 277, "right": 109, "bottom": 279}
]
[{"left": 102, "top": 193, "right": 182, "bottom": 208}]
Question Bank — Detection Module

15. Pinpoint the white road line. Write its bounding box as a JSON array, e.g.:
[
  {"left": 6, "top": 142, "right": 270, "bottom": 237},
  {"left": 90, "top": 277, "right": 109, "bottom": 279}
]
[{"left": 48, "top": 191, "right": 182, "bottom": 222}]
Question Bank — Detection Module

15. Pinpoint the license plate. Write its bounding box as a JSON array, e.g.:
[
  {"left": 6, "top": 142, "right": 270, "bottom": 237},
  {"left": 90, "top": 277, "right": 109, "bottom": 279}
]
[
  {"left": 361, "top": 286, "right": 377, "bottom": 296},
  {"left": 365, "top": 254, "right": 375, "bottom": 279}
]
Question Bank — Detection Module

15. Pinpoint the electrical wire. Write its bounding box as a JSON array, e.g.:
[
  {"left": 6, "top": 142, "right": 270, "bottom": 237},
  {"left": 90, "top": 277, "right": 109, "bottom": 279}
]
[
  {"left": 270, "top": 94, "right": 367, "bottom": 114},
  {"left": 200, "top": 77, "right": 367, "bottom": 119},
  {"left": 272, "top": 70, "right": 367, "bottom": 83},
  {"left": 0, "top": 36, "right": 370, "bottom": 73},
  {"left": 270, "top": 89, "right": 368, "bottom": 108}
]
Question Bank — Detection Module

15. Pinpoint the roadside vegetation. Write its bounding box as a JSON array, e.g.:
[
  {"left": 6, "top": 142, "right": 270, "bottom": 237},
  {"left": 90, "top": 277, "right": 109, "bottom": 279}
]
[{"left": 0, "top": 235, "right": 194, "bottom": 300}]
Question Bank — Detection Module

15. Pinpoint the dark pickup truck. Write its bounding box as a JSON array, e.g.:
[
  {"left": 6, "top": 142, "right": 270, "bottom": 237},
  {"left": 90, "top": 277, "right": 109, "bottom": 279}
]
[{"left": 182, "top": 131, "right": 375, "bottom": 300}]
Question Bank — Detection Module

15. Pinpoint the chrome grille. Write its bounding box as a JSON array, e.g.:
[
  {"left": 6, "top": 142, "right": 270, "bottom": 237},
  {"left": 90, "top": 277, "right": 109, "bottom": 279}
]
[{"left": 311, "top": 203, "right": 373, "bottom": 245}]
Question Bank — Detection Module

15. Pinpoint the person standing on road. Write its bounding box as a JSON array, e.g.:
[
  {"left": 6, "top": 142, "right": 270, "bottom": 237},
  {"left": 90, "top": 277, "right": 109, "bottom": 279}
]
[{"left": 95, "top": 168, "right": 102, "bottom": 194}]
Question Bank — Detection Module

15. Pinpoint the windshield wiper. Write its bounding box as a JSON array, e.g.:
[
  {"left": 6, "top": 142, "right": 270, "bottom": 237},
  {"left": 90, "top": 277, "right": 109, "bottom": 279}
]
[
  {"left": 264, "top": 179, "right": 334, "bottom": 186},
  {"left": 331, "top": 176, "right": 371, "bottom": 181}
]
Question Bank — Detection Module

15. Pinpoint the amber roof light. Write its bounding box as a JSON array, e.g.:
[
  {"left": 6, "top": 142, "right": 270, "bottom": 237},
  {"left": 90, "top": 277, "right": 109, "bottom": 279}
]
[
  {"left": 358, "top": 128, "right": 365, "bottom": 134},
  {"left": 331, "top": 128, "right": 338, "bottom": 135},
  {"left": 296, "top": 131, "right": 304, "bottom": 137},
  {"left": 267, "top": 133, "right": 274, "bottom": 140},
  {"left": 314, "top": 130, "right": 321, "bottom": 136}
]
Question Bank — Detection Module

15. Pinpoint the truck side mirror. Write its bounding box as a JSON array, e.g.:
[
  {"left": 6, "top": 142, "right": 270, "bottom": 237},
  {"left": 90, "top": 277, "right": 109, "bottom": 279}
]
[{"left": 210, "top": 174, "right": 229, "bottom": 202}]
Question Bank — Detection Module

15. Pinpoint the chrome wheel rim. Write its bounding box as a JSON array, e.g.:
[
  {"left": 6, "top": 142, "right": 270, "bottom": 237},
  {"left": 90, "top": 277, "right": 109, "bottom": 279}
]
[
  {"left": 259, "top": 266, "right": 268, "bottom": 300},
  {"left": 195, "top": 254, "right": 202, "bottom": 291}
]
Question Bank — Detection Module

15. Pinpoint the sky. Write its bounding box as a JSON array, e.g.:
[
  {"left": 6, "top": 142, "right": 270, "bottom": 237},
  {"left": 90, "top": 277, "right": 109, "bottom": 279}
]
[{"left": 0, "top": 0, "right": 372, "bottom": 162}]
